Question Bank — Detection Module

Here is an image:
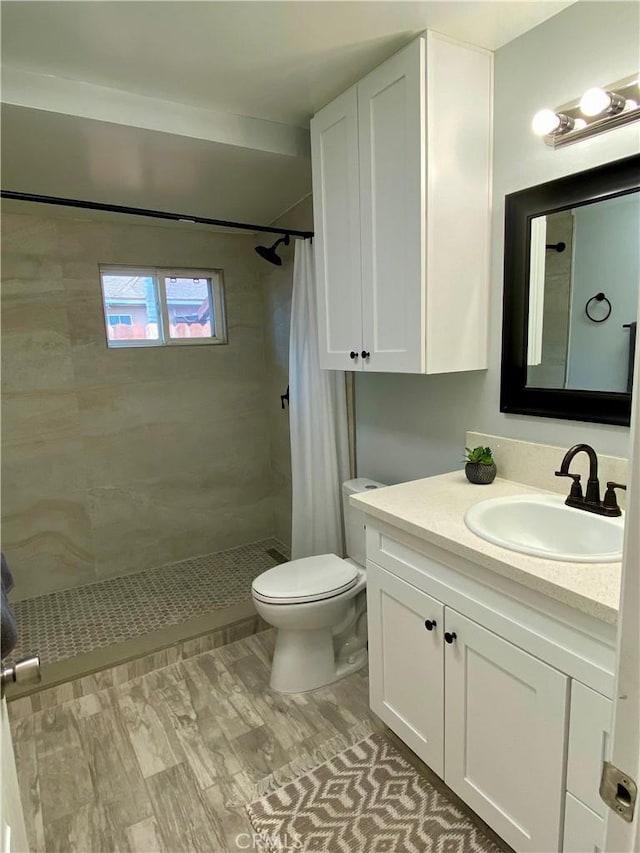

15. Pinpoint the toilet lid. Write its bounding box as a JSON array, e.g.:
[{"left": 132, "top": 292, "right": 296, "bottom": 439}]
[{"left": 252, "top": 554, "right": 359, "bottom": 604}]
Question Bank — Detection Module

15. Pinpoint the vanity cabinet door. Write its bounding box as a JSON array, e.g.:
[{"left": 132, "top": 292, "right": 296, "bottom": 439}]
[
  {"left": 444, "top": 608, "right": 568, "bottom": 853},
  {"left": 566, "top": 681, "right": 612, "bottom": 817},
  {"left": 563, "top": 793, "right": 604, "bottom": 853},
  {"left": 367, "top": 562, "right": 444, "bottom": 777},
  {"left": 310, "top": 86, "right": 363, "bottom": 370}
]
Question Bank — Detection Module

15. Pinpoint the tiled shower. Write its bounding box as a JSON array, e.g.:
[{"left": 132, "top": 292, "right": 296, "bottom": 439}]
[{"left": 1, "top": 201, "right": 308, "bottom": 673}]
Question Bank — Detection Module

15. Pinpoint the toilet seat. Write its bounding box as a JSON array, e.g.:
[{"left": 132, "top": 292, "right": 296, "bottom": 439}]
[{"left": 252, "top": 554, "right": 359, "bottom": 605}]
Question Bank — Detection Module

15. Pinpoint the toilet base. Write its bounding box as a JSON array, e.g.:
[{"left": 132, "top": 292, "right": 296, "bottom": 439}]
[{"left": 269, "top": 627, "right": 367, "bottom": 694}]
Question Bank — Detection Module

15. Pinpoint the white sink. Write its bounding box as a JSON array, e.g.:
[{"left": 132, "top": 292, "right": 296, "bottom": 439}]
[{"left": 464, "top": 494, "right": 624, "bottom": 562}]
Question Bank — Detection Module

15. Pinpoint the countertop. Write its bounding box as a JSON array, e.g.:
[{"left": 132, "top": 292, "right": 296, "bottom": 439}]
[{"left": 351, "top": 471, "right": 621, "bottom": 624}]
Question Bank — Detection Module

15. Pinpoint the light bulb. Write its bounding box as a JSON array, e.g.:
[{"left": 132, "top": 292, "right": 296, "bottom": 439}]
[
  {"left": 532, "top": 109, "right": 560, "bottom": 136},
  {"left": 579, "top": 87, "right": 625, "bottom": 117},
  {"left": 624, "top": 99, "right": 638, "bottom": 111},
  {"left": 573, "top": 118, "right": 587, "bottom": 130},
  {"left": 580, "top": 87, "right": 611, "bottom": 116}
]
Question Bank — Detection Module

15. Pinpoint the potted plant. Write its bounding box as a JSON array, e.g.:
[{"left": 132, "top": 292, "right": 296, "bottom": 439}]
[{"left": 464, "top": 446, "right": 497, "bottom": 485}]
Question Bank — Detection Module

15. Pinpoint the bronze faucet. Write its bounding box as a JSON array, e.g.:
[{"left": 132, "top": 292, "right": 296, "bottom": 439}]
[{"left": 555, "top": 444, "right": 625, "bottom": 517}]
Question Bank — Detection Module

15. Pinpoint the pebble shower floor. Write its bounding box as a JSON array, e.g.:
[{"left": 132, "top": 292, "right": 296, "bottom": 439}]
[{"left": 7, "top": 539, "right": 288, "bottom": 665}]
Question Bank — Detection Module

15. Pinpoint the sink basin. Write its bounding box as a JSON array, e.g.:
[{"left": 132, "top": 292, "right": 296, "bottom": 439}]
[{"left": 464, "top": 494, "right": 624, "bottom": 562}]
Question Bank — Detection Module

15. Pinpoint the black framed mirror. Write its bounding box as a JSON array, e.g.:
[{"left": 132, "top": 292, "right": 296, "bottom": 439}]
[{"left": 501, "top": 154, "right": 639, "bottom": 427}]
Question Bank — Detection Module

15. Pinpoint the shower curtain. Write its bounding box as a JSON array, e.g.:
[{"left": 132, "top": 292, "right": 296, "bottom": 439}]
[{"left": 289, "top": 239, "right": 350, "bottom": 560}]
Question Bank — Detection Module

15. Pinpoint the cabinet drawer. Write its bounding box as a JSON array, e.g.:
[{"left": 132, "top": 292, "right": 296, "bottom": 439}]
[
  {"left": 563, "top": 792, "right": 604, "bottom": 853},
  {"left": 567, "top": 682, "right": 612, "bottom": 817}
]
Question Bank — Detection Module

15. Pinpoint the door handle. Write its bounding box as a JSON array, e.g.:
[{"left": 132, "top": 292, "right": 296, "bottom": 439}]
[
  {"left": 361, "top": 350, "right": 370, "bottom": 359},
  {"left": 424, "top": 619, "right": 437, "bottom": 631},
  {"left": 444, "top": 632, "right": 457, "bottom": 644},
  {"left": 349, "top": 351, "right": 359, "bottom": 360}
]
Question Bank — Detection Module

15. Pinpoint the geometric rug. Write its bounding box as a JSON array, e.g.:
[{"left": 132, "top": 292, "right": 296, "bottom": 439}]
[{"left": 246, "top": 732, "right": 504, "bottom": 852}]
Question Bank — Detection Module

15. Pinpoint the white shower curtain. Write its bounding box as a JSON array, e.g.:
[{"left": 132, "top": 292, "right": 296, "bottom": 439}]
[{"left": 289, "top": 239, "right": 350, "bottom": 559}]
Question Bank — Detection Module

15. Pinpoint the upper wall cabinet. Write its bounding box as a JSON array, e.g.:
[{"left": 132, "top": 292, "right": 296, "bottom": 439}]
[{"left": 311, "top": 31, "right": 493, "bottom": 373}]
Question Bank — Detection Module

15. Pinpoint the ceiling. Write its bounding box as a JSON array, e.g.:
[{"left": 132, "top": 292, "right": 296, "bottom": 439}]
[
  {"left": 1, "top": 1, "right": 575, "bottom": 227},
  {"left": 2, "top": 1, "right": 574, "bottom": 127}
]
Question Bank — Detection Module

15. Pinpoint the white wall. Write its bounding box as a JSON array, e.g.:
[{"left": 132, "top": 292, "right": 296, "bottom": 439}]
[{"left": 356, "top": 1, "right": 640, "bottom": 485}]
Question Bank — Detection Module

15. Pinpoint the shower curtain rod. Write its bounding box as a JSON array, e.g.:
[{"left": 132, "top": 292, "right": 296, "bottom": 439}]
[{"left": 0, "top": 190, "right": 314, "bottom": 239}]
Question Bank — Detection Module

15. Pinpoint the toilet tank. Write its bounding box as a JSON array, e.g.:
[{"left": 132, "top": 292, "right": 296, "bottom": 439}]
[{"left": 342, "top": 478, "right": 386, "bottom": 567}]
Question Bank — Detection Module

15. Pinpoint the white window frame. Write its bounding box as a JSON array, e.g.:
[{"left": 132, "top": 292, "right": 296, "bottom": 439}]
[{"left": 99, "top": 265, "right": 227, "bottom": 349}]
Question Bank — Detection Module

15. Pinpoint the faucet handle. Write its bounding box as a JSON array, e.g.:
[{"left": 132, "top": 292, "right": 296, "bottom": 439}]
[
  {"left": 555, "top": 471, "right": 583, "bottom": 500},
  {"left": 603, "top": 482, "right": 626, "bottom": 514}
]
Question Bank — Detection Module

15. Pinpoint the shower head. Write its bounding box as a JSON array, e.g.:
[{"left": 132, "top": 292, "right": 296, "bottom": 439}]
[{"left": 255, "top": 234, "right": 290, "bottom": 266}]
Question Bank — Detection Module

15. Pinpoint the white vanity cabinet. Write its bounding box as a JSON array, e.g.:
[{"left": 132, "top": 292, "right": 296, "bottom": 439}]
[
  {"left": 365, "top": 520, "right": 617, "bottom": 853},
  {"left": 310, "top": 31, "right": 492, "bottom": 374},
  {"left": 368, "top": 563, "right": 567, "bottom": 852},
  {"left": 563, "top": 682, "right": 612, "bottom": 852}
]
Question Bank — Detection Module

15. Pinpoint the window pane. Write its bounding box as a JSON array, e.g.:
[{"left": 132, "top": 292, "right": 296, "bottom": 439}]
[
  {"left": 101, "top": 274, "right": 161, "bottom": 343},
  {"left": 164, "top": 277, "right": 215, "bottom": 339}
]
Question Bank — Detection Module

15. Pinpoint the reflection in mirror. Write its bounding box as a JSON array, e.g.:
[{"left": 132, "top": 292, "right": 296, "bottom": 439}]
[{"left": 526, "top": 192, "right": 639, "bottom": 394}]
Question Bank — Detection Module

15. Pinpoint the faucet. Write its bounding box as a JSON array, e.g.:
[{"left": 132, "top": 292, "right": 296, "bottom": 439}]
[{"left": 555, "top": 444, "right": 625, "bottom": 517}]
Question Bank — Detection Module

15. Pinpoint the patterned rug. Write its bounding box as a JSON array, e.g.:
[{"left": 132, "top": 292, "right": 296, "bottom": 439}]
[{"left": 246, "top": 733, "right": 503, "bottom": 853}]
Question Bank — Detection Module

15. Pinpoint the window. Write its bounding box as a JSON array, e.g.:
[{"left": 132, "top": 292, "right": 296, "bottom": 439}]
[
  {"left": 99, "top": 266, "right": 226, "bottom": 348},
  {"left": 107, "top": 314, "right": 133, "bottom": 326}
]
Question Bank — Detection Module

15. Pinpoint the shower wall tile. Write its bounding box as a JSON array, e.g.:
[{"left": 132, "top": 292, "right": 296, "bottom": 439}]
[
  {"left": 76, "top": 376, "right": 268, "bottom": 437},
  {"left": 1, "top": 255, "right": 64, "bottom": 296},
  {"left": 1, "top": 434, "right": 95, "bottom": 599},
  {"left": 69, "top": 322, "right": 268, "bottom": 390},
  {"left": 1, "top": 211, "right": 277, "bottom": 599},
  {"left": 87, "top": 480, "right": 274, "bottom": 580},
  {"left": 1, "top": 292, "right": 76, "bottom": 394},
  {"left": 1, "top": 389, "right": 81, "bottom": 447},
  {"left": 1, "top": 213, "right": 59, "bottom": 257},
  {"left": 272, "top": 470, "right": 293, "bottom": 549},
  {"left": 259, "top": 196, "right": 312, "bottom": 549}
]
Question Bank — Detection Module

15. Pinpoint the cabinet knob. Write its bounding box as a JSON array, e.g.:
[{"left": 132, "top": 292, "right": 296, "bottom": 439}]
[
  {"left": 349, "top": 351, "right": 359, "bottom": 360},
  {"left": 361, "top": 350, "right": 370, "bottom": 359},
  {"left": 444, "top": 631, "right": 457, "bottom": 644},
  {"left": 424, "top": 619, "right": 437, "bottom": 631}
]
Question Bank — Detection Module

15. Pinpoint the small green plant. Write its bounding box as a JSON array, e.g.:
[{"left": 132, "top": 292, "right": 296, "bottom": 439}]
[{"left": 464, "top": 446, "right": 494, "bottom": 465}]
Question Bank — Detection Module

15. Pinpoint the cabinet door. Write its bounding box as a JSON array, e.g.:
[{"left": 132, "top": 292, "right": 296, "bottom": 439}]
[
  {"left": 367, "top": 563, "right": 444, "bottom": 776},
  {"left": 567, "top": 681, "right": 612, "bottom": 817},
  {"left": 444, "top": 609, "right": 568, "bottom": 853},
  {"left": 563, "top": 793, "right": 605, "bottom": 853},
  {"left": 358, "top": 40, "right": 425, "bottom": 373},
  {"left": 423, "top": 32, "right": 492, "bottom": 374},
  {"left": 310, "top": 87, "right": 363, "bottom": 371}
]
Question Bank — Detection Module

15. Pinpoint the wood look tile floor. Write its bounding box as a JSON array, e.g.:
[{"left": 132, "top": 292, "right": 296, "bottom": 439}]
[{"left": 11, "top": 631, "right": 381, "bottom": 853}]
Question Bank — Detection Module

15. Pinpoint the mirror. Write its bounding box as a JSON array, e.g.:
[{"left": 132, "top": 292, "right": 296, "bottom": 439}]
[{"left": 501, "top": 155, "right": 640, "bottom": 426}]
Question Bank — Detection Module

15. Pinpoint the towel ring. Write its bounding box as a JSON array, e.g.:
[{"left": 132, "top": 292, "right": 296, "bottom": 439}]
[{"left": 585, "top": 292, "right": 612, "bottom": 323}]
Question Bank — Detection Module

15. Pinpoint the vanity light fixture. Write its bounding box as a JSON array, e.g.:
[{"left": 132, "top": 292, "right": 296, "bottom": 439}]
[{"left": 533, "top": 74, "right": 639, "bottom": 148}]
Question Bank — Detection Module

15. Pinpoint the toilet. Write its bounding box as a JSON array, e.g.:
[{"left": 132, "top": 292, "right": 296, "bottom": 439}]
[{"left": 251, "top": 478, "right": 385, "bottom": 693}]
